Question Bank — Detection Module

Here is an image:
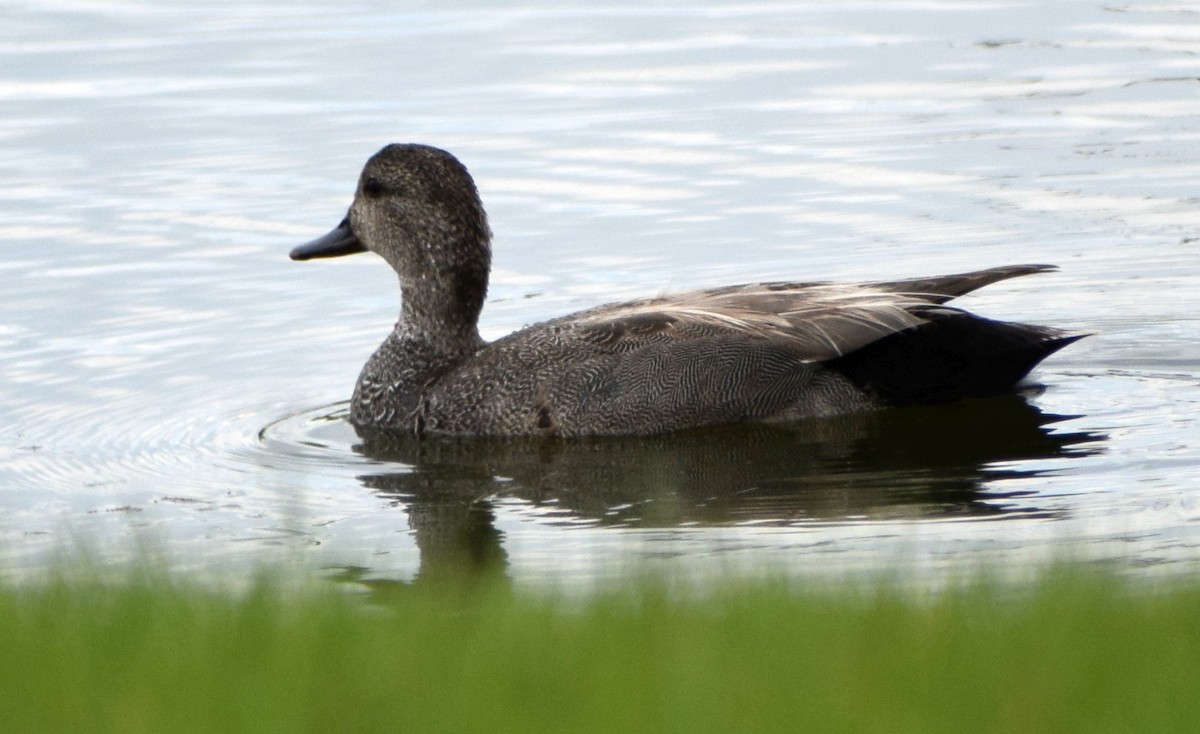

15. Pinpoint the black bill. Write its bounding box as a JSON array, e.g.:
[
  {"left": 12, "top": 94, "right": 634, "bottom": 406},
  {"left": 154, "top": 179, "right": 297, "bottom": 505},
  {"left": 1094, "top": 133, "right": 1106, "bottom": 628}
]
[{"left": 289, "top": 215, "right": 367, "bottom": 261}]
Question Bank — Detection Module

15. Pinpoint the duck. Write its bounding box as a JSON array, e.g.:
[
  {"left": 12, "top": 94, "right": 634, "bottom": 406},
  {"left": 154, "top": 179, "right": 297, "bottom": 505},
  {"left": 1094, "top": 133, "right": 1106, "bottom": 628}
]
[{"left": 290, "top": 143, "right": 1084, "bottom": 437}]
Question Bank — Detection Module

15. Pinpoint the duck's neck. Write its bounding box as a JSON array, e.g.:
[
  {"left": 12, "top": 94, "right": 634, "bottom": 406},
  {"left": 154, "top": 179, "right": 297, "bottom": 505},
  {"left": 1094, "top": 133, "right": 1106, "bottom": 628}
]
[
  {"left": 397, "top": 266, "right": 487, "bottom": 352},
  {"left": 350, "top": 282, "right": 485, "bottom": 429},
  {"left": 382, "top": 265, "right": 488, "bottom": 403}
]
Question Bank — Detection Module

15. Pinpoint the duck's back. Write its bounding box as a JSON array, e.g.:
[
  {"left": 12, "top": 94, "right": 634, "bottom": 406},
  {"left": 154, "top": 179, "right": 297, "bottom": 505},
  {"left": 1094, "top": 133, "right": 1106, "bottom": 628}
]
[{"left": 401, "top": 265, "right": 1081, "bottom": 437}]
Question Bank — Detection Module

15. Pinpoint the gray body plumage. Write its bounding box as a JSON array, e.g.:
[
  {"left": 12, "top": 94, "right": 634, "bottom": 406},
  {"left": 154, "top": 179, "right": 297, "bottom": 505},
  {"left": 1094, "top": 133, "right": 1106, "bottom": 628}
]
[{"left": 291, "top": 144, "right": 1084, "bottom": 438}]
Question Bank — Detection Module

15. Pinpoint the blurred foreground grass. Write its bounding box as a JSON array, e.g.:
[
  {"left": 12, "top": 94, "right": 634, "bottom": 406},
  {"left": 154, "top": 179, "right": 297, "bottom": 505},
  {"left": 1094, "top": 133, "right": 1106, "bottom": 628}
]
[{"left": 2, "top": 569, "right": 1199, "bottom": 733}]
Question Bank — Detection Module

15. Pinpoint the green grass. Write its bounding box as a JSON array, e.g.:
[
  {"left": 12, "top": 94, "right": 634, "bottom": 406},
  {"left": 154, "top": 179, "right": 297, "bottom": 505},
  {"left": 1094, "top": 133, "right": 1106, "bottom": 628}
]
[{"left": 3, "top": 570, "right": 1199, "bottom": 733}]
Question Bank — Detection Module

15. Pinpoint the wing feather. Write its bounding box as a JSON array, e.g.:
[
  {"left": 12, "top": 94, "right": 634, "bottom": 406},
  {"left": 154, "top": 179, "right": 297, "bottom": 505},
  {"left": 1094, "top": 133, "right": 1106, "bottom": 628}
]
[{"left": 523, "top": 264, "right": 1055, "bottom": 363}]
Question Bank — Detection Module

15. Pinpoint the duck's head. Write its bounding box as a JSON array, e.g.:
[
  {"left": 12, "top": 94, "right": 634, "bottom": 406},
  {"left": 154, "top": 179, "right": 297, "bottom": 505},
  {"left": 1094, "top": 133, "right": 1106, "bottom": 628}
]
[{"left": 291, "top": 144, "right": 493, "bottom": 329}]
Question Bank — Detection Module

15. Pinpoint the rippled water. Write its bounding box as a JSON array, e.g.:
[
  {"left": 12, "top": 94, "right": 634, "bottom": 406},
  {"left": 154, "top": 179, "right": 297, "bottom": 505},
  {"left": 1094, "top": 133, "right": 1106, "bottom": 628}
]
[{"left": 2, "top": 1, "right": 1199, "bottom": 588}]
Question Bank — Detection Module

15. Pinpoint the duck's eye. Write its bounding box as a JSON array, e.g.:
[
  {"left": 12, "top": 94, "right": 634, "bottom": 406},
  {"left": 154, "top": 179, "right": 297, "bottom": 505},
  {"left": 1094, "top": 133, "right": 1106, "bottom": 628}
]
[{"left": 362, "top": 177, "right": 386, "bottom": 198}]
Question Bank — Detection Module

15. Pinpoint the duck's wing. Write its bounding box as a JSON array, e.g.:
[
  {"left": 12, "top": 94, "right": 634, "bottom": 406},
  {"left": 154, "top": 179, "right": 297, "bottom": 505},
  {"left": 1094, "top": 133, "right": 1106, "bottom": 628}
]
[
  {"left": 563, "top": 264, "right": 1058, "bottom": 362},
  {"left": 867, "top": 263, "right": 1058, "bottom": 303},
  {"left": 565, "top": 282, "right": 936, "bottom": 362}
]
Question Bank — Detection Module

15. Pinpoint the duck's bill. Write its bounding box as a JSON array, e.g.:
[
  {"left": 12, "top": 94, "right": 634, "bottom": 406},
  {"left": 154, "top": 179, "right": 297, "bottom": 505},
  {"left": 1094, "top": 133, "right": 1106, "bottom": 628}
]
[{"left": 289, "top": 216, "right": 367, "bottom": 261}]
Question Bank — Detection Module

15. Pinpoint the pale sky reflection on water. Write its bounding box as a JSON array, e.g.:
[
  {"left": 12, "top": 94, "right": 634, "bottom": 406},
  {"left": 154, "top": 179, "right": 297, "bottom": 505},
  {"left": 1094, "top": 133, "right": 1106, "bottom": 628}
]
[{"left": 0, "top": 0, "right": 1198, "bottom": 589}]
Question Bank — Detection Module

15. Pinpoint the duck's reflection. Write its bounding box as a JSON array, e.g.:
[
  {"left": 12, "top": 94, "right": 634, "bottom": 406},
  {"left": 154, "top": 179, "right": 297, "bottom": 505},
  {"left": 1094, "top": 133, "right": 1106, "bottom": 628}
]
[{"left": 350, "top": 394, "right": 1103, "bottom": 585}]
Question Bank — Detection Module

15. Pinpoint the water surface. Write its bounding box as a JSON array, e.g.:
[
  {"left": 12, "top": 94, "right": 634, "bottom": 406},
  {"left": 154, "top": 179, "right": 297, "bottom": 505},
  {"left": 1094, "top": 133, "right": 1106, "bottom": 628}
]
[{"left": 2, "top": 0, "right": 1199, "bottom": 589}]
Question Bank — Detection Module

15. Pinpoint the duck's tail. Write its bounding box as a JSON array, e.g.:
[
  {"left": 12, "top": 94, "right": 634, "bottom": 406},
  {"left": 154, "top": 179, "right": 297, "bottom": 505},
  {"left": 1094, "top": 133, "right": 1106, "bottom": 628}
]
[{"left": 827, "top": 312, "right": 1088, "bottom": 405}]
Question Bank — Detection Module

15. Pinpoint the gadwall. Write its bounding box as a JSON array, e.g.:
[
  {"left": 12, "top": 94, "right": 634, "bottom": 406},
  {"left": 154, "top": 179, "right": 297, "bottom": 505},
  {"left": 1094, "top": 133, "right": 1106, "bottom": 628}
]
[{"left": 291, "top": 144, "right": 1084, "bottom": 437}]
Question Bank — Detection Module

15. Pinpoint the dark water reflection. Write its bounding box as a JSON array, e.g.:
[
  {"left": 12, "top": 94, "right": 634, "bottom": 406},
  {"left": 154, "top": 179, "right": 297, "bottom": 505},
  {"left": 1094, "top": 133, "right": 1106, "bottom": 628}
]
[{"left": 351, "top": 395, "right": 1102, "bottom": 584}]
